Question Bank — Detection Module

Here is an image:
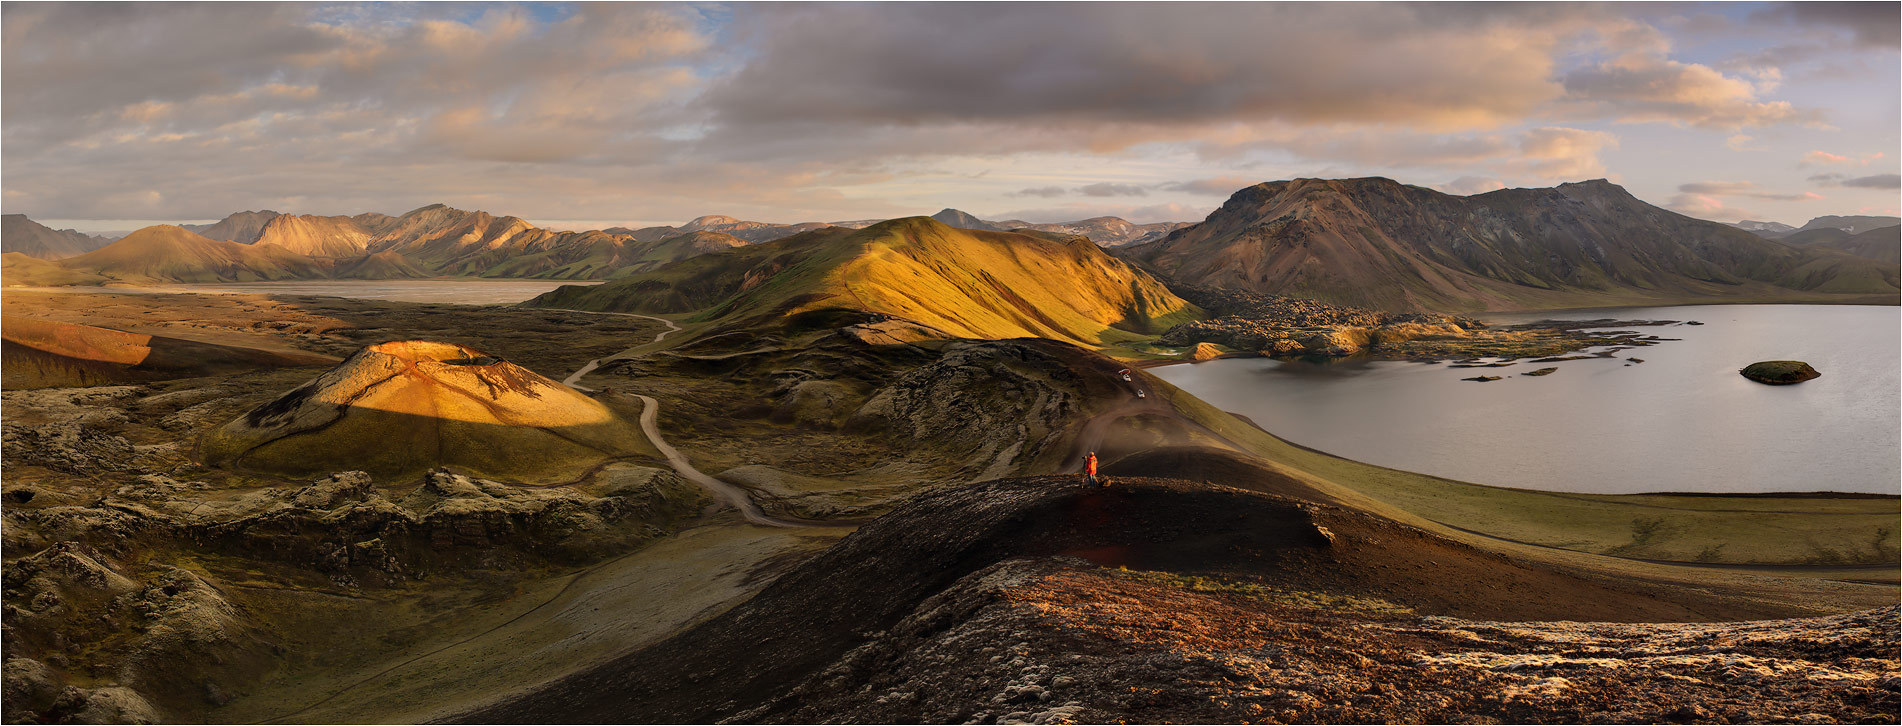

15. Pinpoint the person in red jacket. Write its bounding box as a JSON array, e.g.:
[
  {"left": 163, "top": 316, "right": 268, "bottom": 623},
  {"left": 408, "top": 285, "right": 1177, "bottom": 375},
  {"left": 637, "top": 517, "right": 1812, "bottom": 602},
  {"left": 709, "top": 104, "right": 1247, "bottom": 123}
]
[{"left": 1084, "top": 450, "right": 1100, "bottom": 487}]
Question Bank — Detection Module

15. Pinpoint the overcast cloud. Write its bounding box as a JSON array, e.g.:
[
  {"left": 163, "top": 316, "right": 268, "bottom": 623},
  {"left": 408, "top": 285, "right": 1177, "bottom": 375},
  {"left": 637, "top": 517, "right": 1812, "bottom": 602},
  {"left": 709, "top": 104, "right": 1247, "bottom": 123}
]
[{"left": 3, "top": 1, "right": 1896, "bottom": 226}]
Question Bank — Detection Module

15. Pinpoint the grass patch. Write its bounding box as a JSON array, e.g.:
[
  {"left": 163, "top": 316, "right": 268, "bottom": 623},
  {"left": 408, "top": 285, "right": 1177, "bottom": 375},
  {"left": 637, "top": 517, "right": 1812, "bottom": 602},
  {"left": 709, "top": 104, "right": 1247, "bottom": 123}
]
[{"left": 1151, "top": 378, "right": 1901, "bottom": 567}]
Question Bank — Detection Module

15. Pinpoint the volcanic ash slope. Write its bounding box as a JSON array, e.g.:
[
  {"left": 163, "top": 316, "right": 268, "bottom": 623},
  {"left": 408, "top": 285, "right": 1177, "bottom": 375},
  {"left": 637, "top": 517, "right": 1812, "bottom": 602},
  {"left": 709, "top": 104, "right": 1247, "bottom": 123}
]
[{"left": 201, "top": 341, "right": 645, "bottom": 482}]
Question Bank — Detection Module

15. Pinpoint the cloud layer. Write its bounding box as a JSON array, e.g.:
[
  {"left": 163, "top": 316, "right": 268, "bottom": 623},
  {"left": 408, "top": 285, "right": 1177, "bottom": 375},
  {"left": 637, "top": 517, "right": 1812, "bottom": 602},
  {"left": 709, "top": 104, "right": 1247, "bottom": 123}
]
[{"left": 2, "top": 2, "right": 1895, "bottom": 226}]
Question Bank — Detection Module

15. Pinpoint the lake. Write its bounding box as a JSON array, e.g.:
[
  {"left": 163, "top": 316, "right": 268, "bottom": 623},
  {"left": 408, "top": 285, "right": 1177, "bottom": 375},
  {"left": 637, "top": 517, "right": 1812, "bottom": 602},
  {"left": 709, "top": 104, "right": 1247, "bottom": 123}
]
[
  {"left": 1153, "top": 304, "right": 1900, "bottom": 495},
  {"left": 9, "top": 279, "right": 599, "bottom": 305}
]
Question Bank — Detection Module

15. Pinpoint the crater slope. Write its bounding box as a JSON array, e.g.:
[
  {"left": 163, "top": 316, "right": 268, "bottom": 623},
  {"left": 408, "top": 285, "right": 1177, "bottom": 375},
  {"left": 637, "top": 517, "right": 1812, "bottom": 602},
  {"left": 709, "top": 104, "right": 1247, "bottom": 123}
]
[{"left": 201, "top": 341, "right": 646, "bottom": 482}]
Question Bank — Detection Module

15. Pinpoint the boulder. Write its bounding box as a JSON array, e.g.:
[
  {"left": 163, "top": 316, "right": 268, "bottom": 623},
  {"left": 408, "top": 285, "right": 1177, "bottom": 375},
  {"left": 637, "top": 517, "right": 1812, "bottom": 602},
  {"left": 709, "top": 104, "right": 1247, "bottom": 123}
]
[{"left": 1740, "top": 361, "right": 1820, "bottom": 385}]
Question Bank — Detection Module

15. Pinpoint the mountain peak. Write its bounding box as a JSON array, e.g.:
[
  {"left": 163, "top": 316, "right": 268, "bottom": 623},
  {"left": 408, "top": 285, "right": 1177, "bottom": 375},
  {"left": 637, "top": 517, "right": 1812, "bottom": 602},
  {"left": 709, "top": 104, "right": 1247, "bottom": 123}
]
[
  {"left": 1557, "top": 178, "right": 1630, "bottom": 194},
  {"left": 929, "top": 208, "right": 1000, "bottom": 231}
]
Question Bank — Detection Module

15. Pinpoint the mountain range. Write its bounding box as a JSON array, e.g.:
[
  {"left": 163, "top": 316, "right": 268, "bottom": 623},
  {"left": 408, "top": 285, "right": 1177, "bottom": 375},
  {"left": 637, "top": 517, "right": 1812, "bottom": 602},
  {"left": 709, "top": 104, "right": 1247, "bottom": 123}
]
[
  {"left": 1120, "top": 178, "right": 1899, "bottom": 312},
  {"left": 1, "top": 206, "right": 757, "bottom": 286},
  {"left": 1731, "top": 215, "right": 1901, "bottom": 239},
  {"left": 6, "top": 179, "right": 1897, "bottom": 315},
  {"left": 1778, "top": 225, "right": 1901, "bottom": 264},
  {"left": 2, "top": 206, "right": 1189, "bottom": 287}
]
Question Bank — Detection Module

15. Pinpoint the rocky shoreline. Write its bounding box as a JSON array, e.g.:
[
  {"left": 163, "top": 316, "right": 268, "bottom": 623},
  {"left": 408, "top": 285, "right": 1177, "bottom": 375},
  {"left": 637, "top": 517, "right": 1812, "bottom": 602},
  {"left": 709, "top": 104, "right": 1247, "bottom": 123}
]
[{"left": 1159, "top": 285, "right": 1686, "bottom": 363}]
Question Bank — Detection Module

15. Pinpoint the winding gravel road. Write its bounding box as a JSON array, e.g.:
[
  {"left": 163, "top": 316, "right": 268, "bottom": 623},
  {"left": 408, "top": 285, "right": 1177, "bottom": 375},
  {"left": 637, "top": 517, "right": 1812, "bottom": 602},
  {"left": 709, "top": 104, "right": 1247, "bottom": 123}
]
[{"left": 555, "top": 309, "right": 809, "bottom": 527}]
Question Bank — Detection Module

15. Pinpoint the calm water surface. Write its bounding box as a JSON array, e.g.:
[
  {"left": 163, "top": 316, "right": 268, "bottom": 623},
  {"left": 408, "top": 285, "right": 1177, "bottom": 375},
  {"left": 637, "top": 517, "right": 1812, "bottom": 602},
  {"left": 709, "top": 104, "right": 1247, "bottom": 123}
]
[
  {"left": 12, "top": 279, "right": 598, "bottom": 305},
  {"left": 1154, "top": 305, "right": 1900, "bottom": 494}
]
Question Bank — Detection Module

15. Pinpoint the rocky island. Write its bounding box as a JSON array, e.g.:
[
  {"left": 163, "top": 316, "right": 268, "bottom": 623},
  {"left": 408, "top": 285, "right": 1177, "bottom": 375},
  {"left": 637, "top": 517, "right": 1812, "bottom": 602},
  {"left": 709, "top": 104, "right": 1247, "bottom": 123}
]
[
  {"left": 1741, "top": 361, "right": 1822, "bottom": 385},
  {"left": 1157, "top": 284, "right": 1681, "bottom": 363}
]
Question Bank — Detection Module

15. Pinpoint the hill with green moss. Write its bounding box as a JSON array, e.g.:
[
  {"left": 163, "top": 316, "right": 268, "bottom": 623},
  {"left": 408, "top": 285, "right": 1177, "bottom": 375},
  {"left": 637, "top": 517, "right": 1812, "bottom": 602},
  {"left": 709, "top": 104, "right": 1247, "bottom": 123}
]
[
  {"left": 528, "top": 217, "right": 1201, "bottom": 346},
  {"left": 1122, "top": 178, "right": 1901, "bottom": 312}
]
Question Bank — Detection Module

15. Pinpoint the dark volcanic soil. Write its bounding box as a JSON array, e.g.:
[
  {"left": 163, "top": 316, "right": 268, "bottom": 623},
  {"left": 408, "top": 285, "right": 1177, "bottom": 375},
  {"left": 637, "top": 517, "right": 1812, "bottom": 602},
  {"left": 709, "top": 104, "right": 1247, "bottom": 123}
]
[{"left": 461, "top": 476, "right": 1884, "bottom": 724}]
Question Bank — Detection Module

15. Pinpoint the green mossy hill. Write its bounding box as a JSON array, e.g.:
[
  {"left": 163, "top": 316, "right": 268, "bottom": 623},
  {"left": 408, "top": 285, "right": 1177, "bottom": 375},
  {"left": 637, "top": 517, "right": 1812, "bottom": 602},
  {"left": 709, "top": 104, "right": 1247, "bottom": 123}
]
[
  {"left": 2, "top": 251, "right": 106, "bottom": 286},
  {"left": 1741, "top": 360, "right": 1821, "bottom": 385},
  {"left": 333, "top": 250, "right": 430, "bottom": 279},
  {"left": 201, "top": 341, "right": 648, "bottom": 482},
  {"left": 528, "top": 217, "right": 1202, "bottom": 347}
]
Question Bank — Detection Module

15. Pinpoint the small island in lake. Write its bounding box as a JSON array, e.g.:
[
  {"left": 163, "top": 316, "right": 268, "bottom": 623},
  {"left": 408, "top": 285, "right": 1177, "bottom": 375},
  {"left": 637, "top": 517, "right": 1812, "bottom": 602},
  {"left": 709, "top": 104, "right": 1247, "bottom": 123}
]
[{"left": 1741, "top": 360, "right": 1822, "bottom": 385}]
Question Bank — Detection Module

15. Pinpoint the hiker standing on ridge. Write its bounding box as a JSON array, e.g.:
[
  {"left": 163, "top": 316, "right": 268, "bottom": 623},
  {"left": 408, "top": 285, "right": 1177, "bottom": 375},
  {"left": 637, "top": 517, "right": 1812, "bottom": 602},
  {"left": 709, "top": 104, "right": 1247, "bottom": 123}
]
[{"left": 1083, "top": 451, "right": 1101, "bottom": 487}]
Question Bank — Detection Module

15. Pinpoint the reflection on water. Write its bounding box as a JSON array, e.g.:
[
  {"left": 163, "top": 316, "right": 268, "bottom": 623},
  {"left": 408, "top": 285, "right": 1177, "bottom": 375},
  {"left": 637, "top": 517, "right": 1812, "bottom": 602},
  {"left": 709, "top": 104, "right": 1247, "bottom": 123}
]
[
  {"left": 1155, "top": 305, "right": 1901, "bottom": 495},
  {"left": 11, "top": 279, "right": 599, "bottom": 305}
]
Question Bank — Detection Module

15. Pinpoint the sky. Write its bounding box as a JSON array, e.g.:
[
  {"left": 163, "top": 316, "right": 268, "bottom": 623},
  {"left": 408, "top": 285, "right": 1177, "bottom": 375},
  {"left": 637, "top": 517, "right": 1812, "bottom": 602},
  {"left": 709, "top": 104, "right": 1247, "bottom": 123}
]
[{"left": 4, "top": 1, "right": 1899, "bottom": 232}]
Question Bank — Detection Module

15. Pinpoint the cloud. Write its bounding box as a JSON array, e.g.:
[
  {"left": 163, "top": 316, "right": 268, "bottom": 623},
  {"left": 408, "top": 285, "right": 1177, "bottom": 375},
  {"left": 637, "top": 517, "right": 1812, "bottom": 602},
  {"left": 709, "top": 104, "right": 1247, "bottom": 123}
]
[
  {"left": 1750, "top": 2, "right": 1900, "bottom": 49},
  {"left": 1800, "top": 150, "right": 1884, "bottom": 167},
  {"left": 1438, "top": 176, "right": 1508, "bottom": 195},
  {"left": 1160, "top": 177, "right": 1259, "bottom": 196},
  {"left": 1676, "top": 181, "right": 1822, "bottom": 201},
  {"left": 1666, "top": 193, "right": 1761, "bottom": 222},
  {"left": 995, "top": 201, "right": 1215, "bottom": 226},
  {"left": 1076, "top": 183, "right": 1148, "bottom": 198},
  {"left": 701, "top": 3, "right": 1591, "bottom": 139},
  {"left": 0, "top": 2, "right": 1872, "bottom": 223},
  {"left": 1007, "top": 186, "right": 1069, "bottom": 199},
  {"left": 1810, "top": 173, "right": 1902, "bottom": 190},
  {"left": 1234, "top": 126, "right": 1617, "bottom": 181},
  {"left": 1725, "top": 134, "right": 1767, "bottom": 151},
  {"left": 1556, "top": 55, "right": 1817, "bottom": 129}
]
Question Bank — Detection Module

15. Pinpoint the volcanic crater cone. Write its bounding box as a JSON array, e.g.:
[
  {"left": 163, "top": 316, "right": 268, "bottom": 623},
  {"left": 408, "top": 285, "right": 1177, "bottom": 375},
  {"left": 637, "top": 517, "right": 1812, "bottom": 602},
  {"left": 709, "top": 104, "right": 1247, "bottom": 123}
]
[{"left": 201, "top": 341, "right": 644, "bottom": 482}]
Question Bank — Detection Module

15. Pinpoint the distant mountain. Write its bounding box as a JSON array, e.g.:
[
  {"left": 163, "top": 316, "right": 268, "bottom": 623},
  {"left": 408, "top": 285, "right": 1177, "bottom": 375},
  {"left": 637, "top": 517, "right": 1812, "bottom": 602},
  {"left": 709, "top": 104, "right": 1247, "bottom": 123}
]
[
  {"left": 528, "top": 217, "right": 1200, "bottom": 347},
  {"left": 507, "top": 230, "right": 750, "bottom": 280},
  {"left": 1782, "top": 225, "right": 1901, "bottom": 264},
  {"left": 1121, "top": 177, "right": 1899, "bottom": 312},
  {"left": 252, "top": 213, "right": 378, "bottom": 257},
  {"left": 1728, "top": 220, "right": 1797, "bottom": 238},
  {"left": 58, "top": 225, "right": 330, "bottom": 284},
  {"left": 606, "top": 226, "right": 686, "bottom": 243},
  {"left": 1011, "top": 217, "right": 1191, "bottom": 247},
  {"left": 928, "top": 208, "right": 1004, "bottom": 231},
  {"left": 13, "top": 205, "right": 776, "bottom": 285},
  {"left": 668, "top": 215, "right": 835, "bottom": 243},
  {"left": 195, "top": 210, "right": 282, "bottom": 244},
  {"left": 1731, "top": 216, "right": 1900, "bottom": 241},
  {"left": 1, "top": 215, "right": 112, "bottom": 259},
  {"left": 1793, "top": 215, "right": 1900, "bottom": 235},
  {"left": 333, "top": 250, "right": 430, "bottom": 279}
]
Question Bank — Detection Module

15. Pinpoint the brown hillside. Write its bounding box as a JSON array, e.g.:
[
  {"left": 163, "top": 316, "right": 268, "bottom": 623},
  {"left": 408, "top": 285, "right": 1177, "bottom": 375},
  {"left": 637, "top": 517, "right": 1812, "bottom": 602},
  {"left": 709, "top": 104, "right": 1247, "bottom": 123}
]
[{"left": 1124, "top": 178, "right": 1900, "bottom": 312}]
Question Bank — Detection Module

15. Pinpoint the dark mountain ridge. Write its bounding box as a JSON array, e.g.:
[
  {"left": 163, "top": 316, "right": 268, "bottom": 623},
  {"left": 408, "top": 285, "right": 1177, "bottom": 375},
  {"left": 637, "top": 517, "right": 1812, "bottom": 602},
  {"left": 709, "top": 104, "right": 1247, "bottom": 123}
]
[{"left": 1122, "top": 177, "right": 1899, "bottom": 312}]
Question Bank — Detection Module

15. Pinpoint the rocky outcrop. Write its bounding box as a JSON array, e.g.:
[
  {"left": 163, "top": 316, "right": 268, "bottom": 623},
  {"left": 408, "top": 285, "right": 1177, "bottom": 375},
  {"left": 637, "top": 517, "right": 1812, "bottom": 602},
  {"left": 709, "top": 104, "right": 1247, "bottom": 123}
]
[
  {"left": 846, "top": 342, "right": 1089, "bottom": 477},
  {"left": 743, "top": 559, "right": 1900, "bottom": 725},
  {"left": 1159, "top": 285, "right": 1473, "bottom": 357},
  {"left": 2, "top": 464, "right": 709, "bottom": 722},
  {"left": 2, "top": 541, "right": 277, "bottom": 723},
  {"left": 1741, "top": 361, "right": 1821, "bottom": 385}
]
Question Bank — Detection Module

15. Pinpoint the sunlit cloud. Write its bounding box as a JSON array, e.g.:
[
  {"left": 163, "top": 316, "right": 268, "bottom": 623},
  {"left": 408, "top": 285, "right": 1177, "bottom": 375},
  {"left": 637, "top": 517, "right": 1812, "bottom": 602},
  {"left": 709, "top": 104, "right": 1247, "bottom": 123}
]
[{"left": 0, "top": 1, "right": 1894, "bottom": 226}]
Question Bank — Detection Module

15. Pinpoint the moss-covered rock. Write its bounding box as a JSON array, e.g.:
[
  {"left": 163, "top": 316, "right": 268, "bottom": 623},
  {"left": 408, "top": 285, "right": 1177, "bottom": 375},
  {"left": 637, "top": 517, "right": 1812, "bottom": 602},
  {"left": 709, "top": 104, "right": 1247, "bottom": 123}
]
[{"left": 1740, "top": 360, "right": 1821, "bottom": 385}]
